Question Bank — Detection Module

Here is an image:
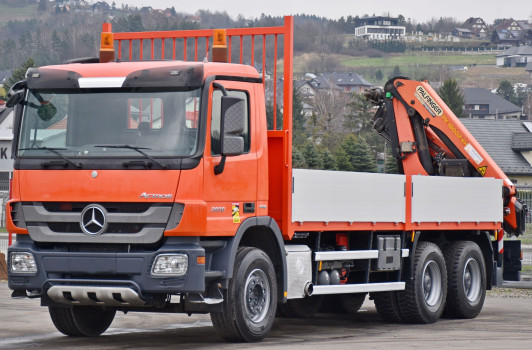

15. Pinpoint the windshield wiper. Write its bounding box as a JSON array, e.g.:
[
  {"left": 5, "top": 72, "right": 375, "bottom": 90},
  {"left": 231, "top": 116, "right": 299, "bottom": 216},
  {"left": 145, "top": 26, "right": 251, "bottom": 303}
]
[
  {"left": 94, "top": 144, "right": 168, "bottom": 169},
  {"left": 19, "top": 147, "right": 82, "bottom": 169}
]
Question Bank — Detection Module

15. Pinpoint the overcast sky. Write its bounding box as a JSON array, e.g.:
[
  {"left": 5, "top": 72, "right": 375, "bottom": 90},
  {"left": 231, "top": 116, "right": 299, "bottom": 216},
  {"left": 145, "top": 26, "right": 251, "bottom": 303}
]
[{"left": 115, "top": 0, "right": 532, "bottom": 24}]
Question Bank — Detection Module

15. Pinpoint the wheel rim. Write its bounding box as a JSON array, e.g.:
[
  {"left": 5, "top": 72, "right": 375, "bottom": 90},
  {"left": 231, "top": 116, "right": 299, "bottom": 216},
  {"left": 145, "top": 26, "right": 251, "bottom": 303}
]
[
  {"left": 244, "top": 268, "right": 271, "bottom": 323},
  {"left": 422, "top": 260, "right": 442, "bottom": 307},
  {"left": 463, "top": 257, "right": 481, "bottom": 302}
]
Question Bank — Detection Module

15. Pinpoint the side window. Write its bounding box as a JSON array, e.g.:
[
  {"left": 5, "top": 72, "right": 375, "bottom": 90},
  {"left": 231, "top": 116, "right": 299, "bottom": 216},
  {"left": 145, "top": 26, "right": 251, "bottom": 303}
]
[{"left": 211, "top": 89, "right": 249, "bottom": 155}]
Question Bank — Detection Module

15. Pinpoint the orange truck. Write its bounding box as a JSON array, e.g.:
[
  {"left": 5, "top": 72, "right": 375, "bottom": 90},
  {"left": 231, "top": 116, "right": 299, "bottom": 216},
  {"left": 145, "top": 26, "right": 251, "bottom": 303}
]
[{"left": 4, "top": 16, "right": 525, "bottom": 342}]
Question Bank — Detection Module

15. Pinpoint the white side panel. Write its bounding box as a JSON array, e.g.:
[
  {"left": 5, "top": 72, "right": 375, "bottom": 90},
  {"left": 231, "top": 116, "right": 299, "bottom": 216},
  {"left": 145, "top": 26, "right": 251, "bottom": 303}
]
[
  {"left": 292, "top": 169, "right": 406, "bottom": 223},
  {"left": 411, "top": 175, "right": 503, "bottom": 223}
]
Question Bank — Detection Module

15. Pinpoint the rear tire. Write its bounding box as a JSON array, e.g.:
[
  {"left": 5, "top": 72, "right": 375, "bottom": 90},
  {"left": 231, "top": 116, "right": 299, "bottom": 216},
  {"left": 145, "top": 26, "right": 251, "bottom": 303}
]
[
  {"left": 372, "top": 291, "right": 404, "bottom": 322},
  {"left": 210, "top": 247, "right": 277, "bottom": 342},
  {"left": 339, "top": 293, "right": 367, "bottom": 314},
  {"left": 279, "top": 295, "right": 324, "bottom": 318},
  {"left": 49, "top": 306, "right": 116, "bottom": 337},
  {"left": 443, "top": 241, "right": 486, "bottom": 319},
  {"left": 397, "top": 241, "right": 447, "bottom": 324}
]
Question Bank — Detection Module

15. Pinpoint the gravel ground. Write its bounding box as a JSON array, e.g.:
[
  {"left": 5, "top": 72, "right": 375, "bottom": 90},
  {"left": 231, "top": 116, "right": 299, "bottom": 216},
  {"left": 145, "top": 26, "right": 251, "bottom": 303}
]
[{"left": 487, "top": 287, "right": 532, "bottom": 298}]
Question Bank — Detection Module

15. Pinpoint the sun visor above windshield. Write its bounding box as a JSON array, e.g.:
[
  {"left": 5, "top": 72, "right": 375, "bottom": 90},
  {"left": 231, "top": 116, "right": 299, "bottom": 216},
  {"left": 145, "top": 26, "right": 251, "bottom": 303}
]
[
  {"left": 122, "top": 64, "right": 204, "bottom": 89},
  {"left": 26, "top": 68, "right": 81, "bottom": 90}
]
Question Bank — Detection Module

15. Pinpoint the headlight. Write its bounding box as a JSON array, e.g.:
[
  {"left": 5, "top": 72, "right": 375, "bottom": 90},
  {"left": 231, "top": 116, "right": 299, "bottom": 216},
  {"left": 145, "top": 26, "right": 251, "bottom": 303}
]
[
  {"left": 151, "top": 254, "right": 188, "bottom": 276},
  {"left": 10, "top": 252, "right": 37, "bottom": 274}
]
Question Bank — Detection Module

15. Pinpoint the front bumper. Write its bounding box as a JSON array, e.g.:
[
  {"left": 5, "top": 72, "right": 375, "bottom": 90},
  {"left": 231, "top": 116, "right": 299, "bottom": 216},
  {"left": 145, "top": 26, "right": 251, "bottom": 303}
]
[{"left": 7, "top": 235, "right": 205, "bottom": 300}]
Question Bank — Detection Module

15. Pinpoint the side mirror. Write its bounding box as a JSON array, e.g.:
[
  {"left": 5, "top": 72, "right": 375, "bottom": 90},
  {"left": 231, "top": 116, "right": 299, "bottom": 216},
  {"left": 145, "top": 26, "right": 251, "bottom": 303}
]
[
  {"left": 220, "top": 95, "right": 246, "bottom": 156},
  {"left": 5, "top": 80, "right": 27, "bottom": 108}
]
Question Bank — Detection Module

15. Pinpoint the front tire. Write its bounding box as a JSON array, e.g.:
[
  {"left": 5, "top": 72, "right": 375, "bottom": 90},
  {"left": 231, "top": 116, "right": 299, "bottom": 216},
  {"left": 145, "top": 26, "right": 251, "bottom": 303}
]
[
  {"left": 210, "top": 247, "right": 277, "bottom": 342},
  {"left": 397, "top": 241, "right": 447, "bottom": 324},
  {"left": 443, "top": 241, "right": 486, "bottom": 319},
  {"left": 49, "top": 306, "right": 116, "bottom": 336}
]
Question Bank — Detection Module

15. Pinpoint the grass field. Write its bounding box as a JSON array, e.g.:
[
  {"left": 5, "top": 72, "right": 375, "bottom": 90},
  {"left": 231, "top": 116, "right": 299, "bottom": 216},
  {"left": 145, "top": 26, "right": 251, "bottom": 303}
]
[
  {"left": 340, "top": 53, "right": 495, "bottom": 68},
  {"left": 0, "top": 3, "right": 38, "bottom": 27}
]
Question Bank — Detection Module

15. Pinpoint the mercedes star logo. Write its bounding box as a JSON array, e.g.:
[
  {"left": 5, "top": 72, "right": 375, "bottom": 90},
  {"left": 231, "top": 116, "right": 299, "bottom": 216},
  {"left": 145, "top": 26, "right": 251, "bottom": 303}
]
[{"left": 80, "top": 204, "right": 108, "bottom": 236}]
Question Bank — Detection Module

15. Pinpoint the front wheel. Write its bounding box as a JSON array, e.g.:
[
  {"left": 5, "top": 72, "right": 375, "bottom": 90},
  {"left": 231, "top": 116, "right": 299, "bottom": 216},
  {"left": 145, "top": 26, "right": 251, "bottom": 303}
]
[
  {"left": 397, "top": 241, "right": 447, "bottom": 324},
  {"left": 210, "top": 247, "right": 277, "bottom": 342},
  {"left": 49, "top": 306, "right": 116, "bottom": 336},
  {"left": 443, "top": 241, "right": 486, "bottom": 319}
]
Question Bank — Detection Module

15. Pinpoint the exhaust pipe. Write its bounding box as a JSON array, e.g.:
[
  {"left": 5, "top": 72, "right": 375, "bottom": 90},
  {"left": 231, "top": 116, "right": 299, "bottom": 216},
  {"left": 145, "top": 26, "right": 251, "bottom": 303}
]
[{"left": 304, "top": 282, "right": 313, "bottom": 296}]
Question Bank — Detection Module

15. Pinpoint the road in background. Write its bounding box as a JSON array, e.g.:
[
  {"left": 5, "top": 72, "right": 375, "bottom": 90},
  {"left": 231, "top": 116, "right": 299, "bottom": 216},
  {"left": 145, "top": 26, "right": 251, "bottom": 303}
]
[{"left": 1, "top": 282, "right": 532, "bottom": 349}]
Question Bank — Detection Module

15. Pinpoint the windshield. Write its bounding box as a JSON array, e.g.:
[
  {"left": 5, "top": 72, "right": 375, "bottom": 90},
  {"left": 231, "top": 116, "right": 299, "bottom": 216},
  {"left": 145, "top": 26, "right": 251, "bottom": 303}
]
[{"left": 17, "top": 89, "right": 201, "bottom": 159}]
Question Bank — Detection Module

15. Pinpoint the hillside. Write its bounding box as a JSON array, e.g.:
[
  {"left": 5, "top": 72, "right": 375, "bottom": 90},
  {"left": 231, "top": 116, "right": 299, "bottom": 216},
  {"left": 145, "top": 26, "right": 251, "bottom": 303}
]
[{"left": 0, "top": 2, "right": 38, "bottom": 27}]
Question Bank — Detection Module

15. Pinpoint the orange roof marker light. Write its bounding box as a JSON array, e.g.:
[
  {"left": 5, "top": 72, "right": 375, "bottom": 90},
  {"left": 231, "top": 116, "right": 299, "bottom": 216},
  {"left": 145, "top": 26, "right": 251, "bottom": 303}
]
[
  {"left": 100, "top": 23, "right": 115, "bottom": 63},
  {"left": 212, "top": 29, "right": 228, "bottom": 63}
]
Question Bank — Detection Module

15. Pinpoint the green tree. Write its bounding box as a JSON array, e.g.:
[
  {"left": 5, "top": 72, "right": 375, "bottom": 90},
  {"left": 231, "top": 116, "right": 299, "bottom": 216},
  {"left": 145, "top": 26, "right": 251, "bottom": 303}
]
[
  {"left": 38, "top": 0, "right": 48, "bottom": 11},
  {"left": 389, "top": 65, "right": 402, "bottom": 79},
  {"left": 320, "top": 148, "right": 336, "bottom": 170},
  {"left": 336, "top": 135, "right": 377, "bottom": 173},
  {"left": 496, "top": 80, "right": 514, "bottom": 102},
  {"left": 344, "top": 93, "right": 382, "bottom": 157},
  {"left": 439, "top": 78, "right": 464, "bottom": 117},
  {"left": 292, "top": 85, "right": 307, "bottom": 148},
  {"left": 375, "top": 69, "right": 383, "bottom": 81},
  {"left": 3, "top": 57, "right": 35, "bottom": 94},
  {"left": 335, "top": 147, "right": 352, "bottom": 171},
  {"left": 302, "top": 142, "right": 322, "bottom": 169},
  {"left": 384, "top": 146, "right": 399, "bottom": 174},
  {"left": 292, "top": 147, "right": 307, "bottom": 168}
]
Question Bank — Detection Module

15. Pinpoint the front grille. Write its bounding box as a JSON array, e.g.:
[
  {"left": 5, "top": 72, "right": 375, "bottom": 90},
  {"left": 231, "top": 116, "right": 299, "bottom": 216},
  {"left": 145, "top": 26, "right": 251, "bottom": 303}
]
[
  {"left": 47, "top": 222, "right": 145, "bottom": 234},
  {"left": 41, "top": 202, "right": 153, "bottom": 213}
]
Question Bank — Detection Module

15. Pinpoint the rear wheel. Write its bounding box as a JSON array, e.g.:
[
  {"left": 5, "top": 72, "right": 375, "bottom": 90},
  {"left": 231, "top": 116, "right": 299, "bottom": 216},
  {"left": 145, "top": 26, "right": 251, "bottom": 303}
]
[
  {"left": 279, "top": 295, "right": 324, "bottom": 318},
  {"left": 397, "top": 241, "right": 447, "bottom": 324},
  {"left": 372, "top": 291, "right": 404, "bottom": 322},
  {"left": 443, "top": 241, "right": 486, "bottom": 319},
  {"left": 49, "top": 306, "right": 116, "bottom": 336},
  {"left": 210, "top": 247, "right": 277, "bottom": 342},
  {"left": 339, "top": 293, "right": 367, "bottom": 314}
]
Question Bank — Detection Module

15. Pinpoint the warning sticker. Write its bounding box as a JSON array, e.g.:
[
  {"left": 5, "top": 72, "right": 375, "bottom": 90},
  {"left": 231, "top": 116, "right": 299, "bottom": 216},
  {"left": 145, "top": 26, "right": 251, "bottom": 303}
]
[
  {"left": 464, "top": 143, "right": 484, "bottom": 165},
  {"left": 477, "top": 166, "right": 487, "bottom": 177},
  {"left": 232, "top": 203, "right": 240, "bottom": 223}
]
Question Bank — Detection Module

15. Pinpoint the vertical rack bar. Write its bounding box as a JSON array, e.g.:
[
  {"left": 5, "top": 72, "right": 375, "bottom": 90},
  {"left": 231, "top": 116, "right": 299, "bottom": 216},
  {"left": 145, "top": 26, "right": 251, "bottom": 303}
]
[
  {"left": 251, "top": 35, "right": 255, "bottom": 67},
  {"left": 183, "top": 38, "right": 187, "bottom": 61},
  {"left": 205, "top": 37, "right": 209, "bottom": 61},
  {"left": 227, "top": 35, "right": 232, "bottom": 63},
  {"left": 194, "top": 37, "right": 198, "bottom": 61},
  {"left": 161, "top": 38, "right": 165, "bottom": 59},
  {"left": 118, "top": 40, "right": 122, "bottom": 59},
  {"left": 239, "top": 36, "right": 243, "bottom": 64},
  {"left": 262, "top": 35, "right": 266, "bottom": 85},
  {"left": 140, "top": 39, "right": 143, "bottom": 60},
  {"left": 129, "top": 39, "right": 132, "bottom": 60},
  {"left": 273, "top": 34, "right": 278, "bottom": 130},
  {"left": 172, "top": 38, "right": 176, "bottom": 60},
  {"left": 150, "top": 39, "right": 154, "bottom": 60}
]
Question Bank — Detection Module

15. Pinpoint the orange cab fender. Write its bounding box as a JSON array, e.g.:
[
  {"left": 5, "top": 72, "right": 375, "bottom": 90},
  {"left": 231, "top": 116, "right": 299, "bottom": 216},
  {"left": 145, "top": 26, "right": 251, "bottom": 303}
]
[{"left": 211, "top": 216, "right": 287, "bottom": 303}]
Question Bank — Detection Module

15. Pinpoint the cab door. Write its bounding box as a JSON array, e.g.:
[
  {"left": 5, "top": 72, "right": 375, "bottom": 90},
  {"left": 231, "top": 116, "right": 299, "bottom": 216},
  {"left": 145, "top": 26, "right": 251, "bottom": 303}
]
[{"left": 203, "top": 80, "right": 258, "bottom": 235}]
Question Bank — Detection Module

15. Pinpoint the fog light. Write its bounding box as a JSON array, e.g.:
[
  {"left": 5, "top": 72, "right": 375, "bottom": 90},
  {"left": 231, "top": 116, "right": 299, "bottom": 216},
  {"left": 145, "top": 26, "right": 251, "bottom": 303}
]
[
  {"left": 152, "top": 254, "right": 188, "bottom": 276},
  {"left": 10, "top": 252, "right": 37, "bottom": 274}
]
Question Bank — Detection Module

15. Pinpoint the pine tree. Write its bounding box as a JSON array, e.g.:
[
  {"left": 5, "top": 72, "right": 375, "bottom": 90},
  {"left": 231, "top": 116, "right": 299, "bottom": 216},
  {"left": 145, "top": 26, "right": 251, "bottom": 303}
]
[
  {"left": 375, "top": 69, "right": 383, "bottom": 81},
  {"left": 439, "top": 78, "right": 464, "bottom": 117},
  {"left": 351, "top": 137, "right": 377, "bottom": 173},
  {"left": 292, "top": 85, "right": 307, "bottom": 148},
  {"left": 320, "top": 148, "right": 336, "bottom": 170},
  {"left": 336, "top": 135, "right": 377, "bottom": 173},
  {"left": 292, "top": 147, "right": 307, "bottom": 168},
  {"left": 302, "top": 142, "right": 322, "bottom": 169},
  {"left": 496, "top": 80, "right": 514, "bottom": 102},
  {"left": 335, "top": 148, "right": 352, "bottom": 171},
  {"left": 3, "top": 57, "right": 35, "bottom": 93}
]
